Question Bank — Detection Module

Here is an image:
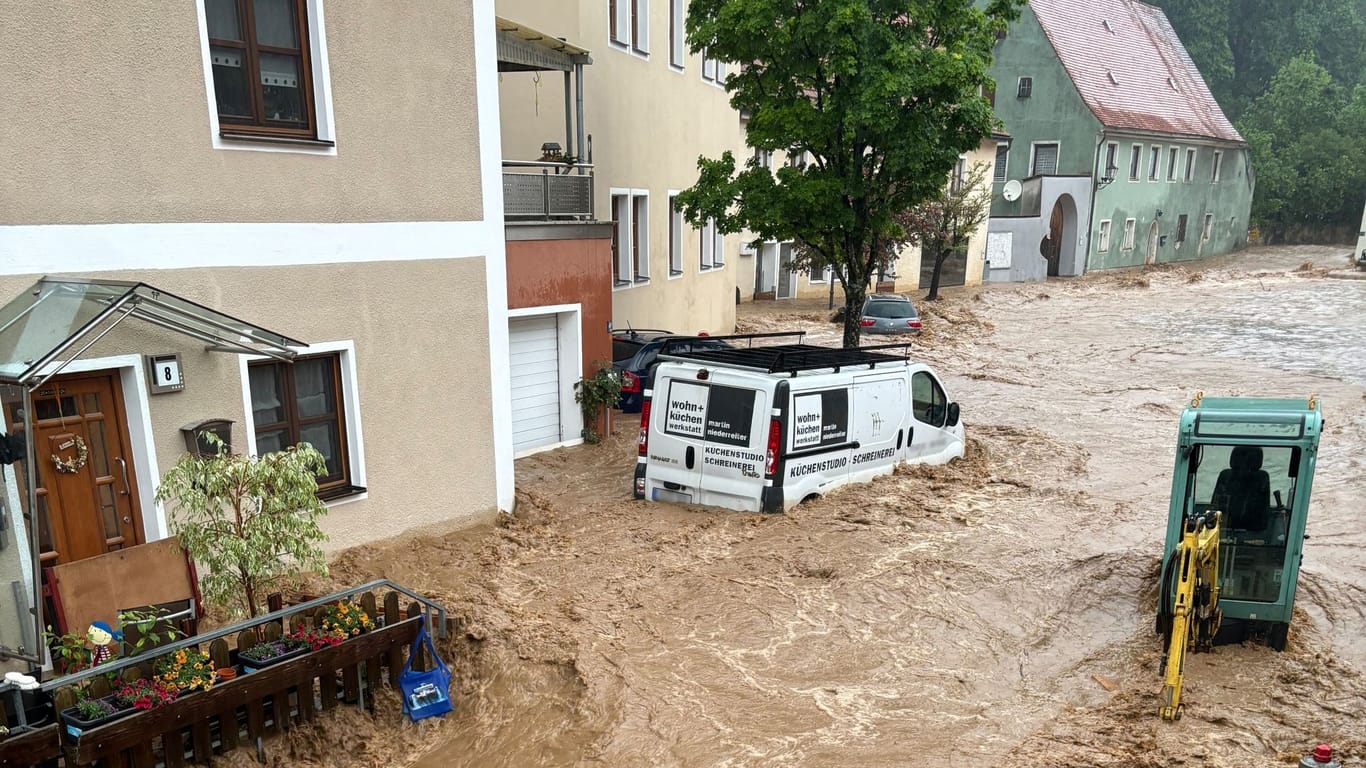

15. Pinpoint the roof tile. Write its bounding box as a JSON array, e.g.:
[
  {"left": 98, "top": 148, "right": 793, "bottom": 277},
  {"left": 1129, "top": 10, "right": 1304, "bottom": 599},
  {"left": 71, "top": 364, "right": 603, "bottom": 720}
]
[{"left": 1029, "top": 0, "right": 1242, "bottom": 143}]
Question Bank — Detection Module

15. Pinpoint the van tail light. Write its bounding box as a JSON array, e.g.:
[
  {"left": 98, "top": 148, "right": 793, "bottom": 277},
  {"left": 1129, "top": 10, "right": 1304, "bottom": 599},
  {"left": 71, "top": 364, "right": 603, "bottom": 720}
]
[
  {"left": 638, "top": 398, "right": 652, "bottom": 456},
  {"left": 859, "top": 318, "right": 875, "bottom": 327},
  {"left": 621, "top": 371, "right": 641, "bottom": 393},
  {"left": 907, "top": 319, "right": 922, "bottom": 329},
  {"left": 765, "top": 417, "right": 781, "bottom": 477}
]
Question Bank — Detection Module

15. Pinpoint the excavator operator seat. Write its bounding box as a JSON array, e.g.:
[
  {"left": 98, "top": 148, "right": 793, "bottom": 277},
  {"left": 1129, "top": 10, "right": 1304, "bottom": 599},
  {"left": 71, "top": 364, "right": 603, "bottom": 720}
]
[{"left": 1212, "top": 445, "right": 1270, "bottom": 531}]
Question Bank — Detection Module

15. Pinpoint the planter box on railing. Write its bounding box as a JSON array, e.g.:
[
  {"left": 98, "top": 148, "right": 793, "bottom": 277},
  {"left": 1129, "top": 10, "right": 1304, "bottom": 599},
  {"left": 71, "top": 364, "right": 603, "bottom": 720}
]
[
  {"left": 59, "top": 696, "right": 135, "bottom": 743},
  {"left": 239, "top": 640, "right": 310, "bottom": 673}
]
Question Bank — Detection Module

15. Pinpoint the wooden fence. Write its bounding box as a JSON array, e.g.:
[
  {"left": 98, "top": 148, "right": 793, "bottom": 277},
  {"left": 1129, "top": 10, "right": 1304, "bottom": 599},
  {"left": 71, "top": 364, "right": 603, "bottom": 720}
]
[{"left": 1, "top": 591, "right": 435, "bottom": 768}]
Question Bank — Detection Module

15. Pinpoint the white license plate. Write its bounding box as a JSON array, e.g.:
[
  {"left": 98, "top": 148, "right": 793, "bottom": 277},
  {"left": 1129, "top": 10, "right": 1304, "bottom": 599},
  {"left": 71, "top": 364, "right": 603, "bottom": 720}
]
[{"left": 652, "top": 488, "right": 693, "bottom": 504}]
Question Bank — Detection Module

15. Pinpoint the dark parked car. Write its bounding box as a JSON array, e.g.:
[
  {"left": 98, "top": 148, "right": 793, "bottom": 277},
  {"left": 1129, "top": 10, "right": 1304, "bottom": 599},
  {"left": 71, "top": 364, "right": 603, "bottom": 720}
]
[
  {"left": 859, "top": 295, "right": 922, "bottom": 334},
  {"left": 611, "top": 330, "right": 733, "bottom": 413}
]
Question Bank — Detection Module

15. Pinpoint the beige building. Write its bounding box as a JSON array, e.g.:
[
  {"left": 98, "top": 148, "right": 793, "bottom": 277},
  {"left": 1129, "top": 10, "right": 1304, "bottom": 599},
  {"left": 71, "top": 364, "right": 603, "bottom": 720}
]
[
  {"left": 0, "top": 0, "right": 514, "bottom": 659},
  {"left": 741, "top": 138, "right": 1001, "bottom": 303},
  {"left": 495, "top": 0, "right": 744, "bottom": 335}
]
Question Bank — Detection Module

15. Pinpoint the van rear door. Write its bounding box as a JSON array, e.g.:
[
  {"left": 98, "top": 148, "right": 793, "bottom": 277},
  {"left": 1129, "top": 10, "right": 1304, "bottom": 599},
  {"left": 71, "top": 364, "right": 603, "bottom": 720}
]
[
  {"left": 696, "top": 372, "right": 767, "bottom": 509},
  {"left": 849, "top": 373, "right": 908, "bottom": 480},
  {"left": 647, "top": 372, "right": 709, "bottom": 502}
]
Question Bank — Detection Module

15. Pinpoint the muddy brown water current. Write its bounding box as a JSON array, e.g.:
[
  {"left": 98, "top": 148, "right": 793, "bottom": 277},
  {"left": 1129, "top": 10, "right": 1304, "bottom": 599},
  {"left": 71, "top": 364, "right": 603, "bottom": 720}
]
[{"left": 273, "top": 247, "right": 1364, "bottom": 768}]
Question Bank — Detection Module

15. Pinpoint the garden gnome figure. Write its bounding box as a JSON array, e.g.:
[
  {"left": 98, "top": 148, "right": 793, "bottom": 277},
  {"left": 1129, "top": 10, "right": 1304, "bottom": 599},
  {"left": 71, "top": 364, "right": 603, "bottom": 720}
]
[{"left": 87, "top": 621, "right": 120, "bottom": 666}]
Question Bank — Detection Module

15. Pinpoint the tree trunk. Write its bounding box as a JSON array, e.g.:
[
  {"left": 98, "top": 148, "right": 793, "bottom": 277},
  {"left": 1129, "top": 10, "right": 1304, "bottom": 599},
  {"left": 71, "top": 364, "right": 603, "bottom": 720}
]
[
  {"left": 842, "top": 281, "right": 867, "bottom": 348},
  {"left": 925, "top": 245, "right": 945, "bottom": 301}
]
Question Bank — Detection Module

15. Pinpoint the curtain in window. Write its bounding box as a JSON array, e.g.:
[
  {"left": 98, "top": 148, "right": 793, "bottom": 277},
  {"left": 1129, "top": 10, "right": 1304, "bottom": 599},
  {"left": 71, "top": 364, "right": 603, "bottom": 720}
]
[
  {"left": 294, "top": 358, "right": 330, "bottom": 418},
  {"left": 249, "top": 365, "right": 283, "bottom": 424}
]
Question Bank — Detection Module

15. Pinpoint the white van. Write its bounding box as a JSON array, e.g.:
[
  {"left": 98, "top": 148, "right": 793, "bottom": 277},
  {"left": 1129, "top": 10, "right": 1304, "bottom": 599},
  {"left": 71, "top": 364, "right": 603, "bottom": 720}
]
[{"left": 632, "top": 343, "right": 965, "bottom": 512}]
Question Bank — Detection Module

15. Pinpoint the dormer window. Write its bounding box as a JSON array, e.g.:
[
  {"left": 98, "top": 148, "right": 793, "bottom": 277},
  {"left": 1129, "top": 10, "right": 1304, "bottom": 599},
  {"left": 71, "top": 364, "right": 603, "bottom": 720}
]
[
  {"left": 1017, "top": 77, "right": 1033, "bottom": 98},
  {"left": 1107, "top": 70, "right": 1119, "bottom": 85},
  {"left": 1102, "top": 19, "right": 1114, "bottom": 34}
]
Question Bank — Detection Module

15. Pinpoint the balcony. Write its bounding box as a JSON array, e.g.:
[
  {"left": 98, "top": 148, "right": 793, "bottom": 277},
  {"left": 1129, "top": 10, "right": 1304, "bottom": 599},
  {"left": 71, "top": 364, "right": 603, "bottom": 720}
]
[{"left": 503, "top": 161, "right": 595, "bottom": 220}]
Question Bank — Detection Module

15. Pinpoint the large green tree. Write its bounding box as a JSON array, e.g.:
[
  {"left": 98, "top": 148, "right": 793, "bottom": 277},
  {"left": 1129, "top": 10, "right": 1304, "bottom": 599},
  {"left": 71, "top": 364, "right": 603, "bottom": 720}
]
[{"left": 676, "top": 0, "right": 1020, "bottom": 348}]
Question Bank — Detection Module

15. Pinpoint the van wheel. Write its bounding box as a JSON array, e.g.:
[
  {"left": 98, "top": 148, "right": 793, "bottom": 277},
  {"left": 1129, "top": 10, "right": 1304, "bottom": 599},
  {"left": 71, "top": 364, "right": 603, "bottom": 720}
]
[
  {"left": 1267, "top": 622, "right": 1289, "bottom": 652},
  {"left": 801, "top": 494, "right": 820, "bottom": 504}
]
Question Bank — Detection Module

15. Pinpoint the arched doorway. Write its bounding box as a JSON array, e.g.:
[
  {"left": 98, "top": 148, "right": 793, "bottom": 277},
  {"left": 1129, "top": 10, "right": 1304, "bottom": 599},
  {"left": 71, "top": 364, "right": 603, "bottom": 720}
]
[
  {"left": 1146, "top": 221, "right": 1160, "bottom": 265},
  {"left": 1041, "top": 194, "right": 1078, "bottom": 277}
]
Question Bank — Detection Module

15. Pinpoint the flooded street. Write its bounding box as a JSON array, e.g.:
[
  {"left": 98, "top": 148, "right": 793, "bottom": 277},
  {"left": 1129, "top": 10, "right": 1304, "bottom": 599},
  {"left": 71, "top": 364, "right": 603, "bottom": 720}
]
[{"left": 307, "top": 246, "right": 1364, "bottom": 768}]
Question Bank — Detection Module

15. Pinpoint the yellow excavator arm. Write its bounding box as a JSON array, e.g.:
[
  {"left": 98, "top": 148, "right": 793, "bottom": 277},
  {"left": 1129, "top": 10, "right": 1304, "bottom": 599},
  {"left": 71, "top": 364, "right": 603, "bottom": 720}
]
[{"left": 1158, "top": 511, "right": 1222, "bottom": 721}]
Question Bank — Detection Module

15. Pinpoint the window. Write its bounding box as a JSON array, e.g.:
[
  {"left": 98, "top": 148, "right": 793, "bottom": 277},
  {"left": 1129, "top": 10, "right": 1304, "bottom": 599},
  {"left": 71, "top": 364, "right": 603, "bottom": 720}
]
[
  {"left": 785, "top": 149, "right": 807, "bottom": 169},
  {"left": 1031, "top": 143, "right": 1058, "bottom": 176},
  {"left": 699, "top": 219, "right": 715, "bottom": 269},
  {"left": 711, "top": 220, "right": 724, "bottom": 267},
  {"left": 206, "top": 0, "right": 316, "bottom": 138},
  {"left": 994, "top": 143, "right": 1009, "bottom": 182},
  {"left": 1097, "top": 219, "right": 1112, "bottom": 252},
  {"left": 1176, "top": 214, "right": 1188, "bottom": 246},
  {"left": 1211, "top": 150, "right": 1223, "bottom": 183},
  {"left": 1167, "top": 147, "right": 1179, "bottom": 181},
  {"left": 668, "top": 193, "right": 683, "bottom": 275},
  {"left": 1202, "top": 213, "right": 1213, "bottom": 242},
  {"left": 611, "top": 192, "right": 629, "bottom": 285},
  {"left": 911, "top": 372, "right": 948, "bottom": 427},
  {"left": 1102, "top": 142, "right": 1118, "bottom": 181},
  {"left": 1148, "top": 145, "right": 1160, "bottom": 180},
  {"left": 611, "top": 0, "right": 647, "bottom": 52},
  {"left": 1129, "top": 144, "right": 1142, "bottom": 181},
  {"left": 1185, "top": 148, "right": 1196, "bottom": 182},
  {"left": 249, "top": 352, "right": 355, "bottom": 498},
  {"left": 809, "top": 265, "right": 832, "bottom": 283},
  {"left": 1122, "top": 218, "right": 1136, "bottom": 250},
  {"left": 1017, "top": 77, "right": 1032, "bottom": 98},
  {"left": 669, "top": 0, "right": 684, "bottom": 69},
  {"left": 950, "top": 156, "right": 968, "bottom": 193},
  {"left": 632, "top": 194, "right": 649, "bottom": 281},
  {"left": 702, "top": 49, "right": 725, "bottom": 84},
  {"left": 752, "top": 146, "right": 773, "bottom": 170}
]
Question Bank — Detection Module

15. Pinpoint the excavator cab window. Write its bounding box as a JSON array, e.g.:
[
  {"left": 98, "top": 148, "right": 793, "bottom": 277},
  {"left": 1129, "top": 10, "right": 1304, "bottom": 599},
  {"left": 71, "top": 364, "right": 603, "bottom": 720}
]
[{"left": 1187, "top": 443, "right": 1297, "bottom": 602}]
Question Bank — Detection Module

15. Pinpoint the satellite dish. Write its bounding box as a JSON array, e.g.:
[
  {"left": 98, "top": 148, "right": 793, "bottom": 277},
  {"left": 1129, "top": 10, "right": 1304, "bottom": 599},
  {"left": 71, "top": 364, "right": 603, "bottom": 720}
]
[{"left": 1002, "top": 179, "right": 1022, "bottom": 202}]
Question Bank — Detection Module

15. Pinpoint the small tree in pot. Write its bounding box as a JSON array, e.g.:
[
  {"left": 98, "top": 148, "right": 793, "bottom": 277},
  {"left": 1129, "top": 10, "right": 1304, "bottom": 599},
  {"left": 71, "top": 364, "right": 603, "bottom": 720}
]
[{"left": 156, "top": 433, "right": 329, "bottom": 620}]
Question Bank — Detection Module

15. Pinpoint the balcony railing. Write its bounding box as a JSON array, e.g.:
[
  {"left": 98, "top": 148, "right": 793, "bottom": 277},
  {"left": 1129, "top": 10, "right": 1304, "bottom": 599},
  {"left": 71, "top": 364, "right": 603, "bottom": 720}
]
[{"left": 503, "top": 161, "right": 594, "bottom": 220}]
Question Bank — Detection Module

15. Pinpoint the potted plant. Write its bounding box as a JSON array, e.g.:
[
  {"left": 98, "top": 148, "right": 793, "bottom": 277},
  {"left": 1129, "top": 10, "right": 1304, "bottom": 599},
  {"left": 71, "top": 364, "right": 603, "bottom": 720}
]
[
  {"left": 239, "top": 638, "right": 310, "bottom": 673},
  {"left": 155, "top": 433, "right": 330, "bottom": 621},
  {"left": 59, "top": 695, "right": 131, "bottom": 742},
  {"left": 114, "top": 678, "right": 179, "bottom": 711},
  {"left": 314, "top": 600, "right": 374, "bottom": 640},
  {"left": 289, "top": 626, "right": 344, "bottom": 652},
  {"left": 155, "top": 647, "right": 218, "bottom": 695}
]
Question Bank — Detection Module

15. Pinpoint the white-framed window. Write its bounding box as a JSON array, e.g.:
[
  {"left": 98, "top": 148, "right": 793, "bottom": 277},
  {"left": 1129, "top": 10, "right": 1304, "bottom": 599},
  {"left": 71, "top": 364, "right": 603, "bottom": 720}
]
[
  {"left": 609, "top": 0, "right": 647, "bottom": 53},
  {"left": 1030, "top": 142, "right": 1059, "bottom": 176},
  {"left": 667, "top": 191, "right": 683, "bottom": 276},
  {"left": 1101, "top": 141, "right": 1118, "bottom": 181},
  {"left": 632, "top": 192, "right": 649, "bottom": 281},
  {"left": 1176, "top": 214, "right": 1188, "bottom": 246},
  {"left": 1122, "top": 218, "right": 1136, "bottom": 250},
  {"left": 196, "top": 0, "right": 338, "bottom": 154},
  {"left": 809, "top": 265, "right": 833, "bottom": 283},
  {"left": 785, "top": 149, "right": 807, "bottom": 169},
  {"left": 702, "top": 48, "right": 725, "bottom": 85},
  {"left": 241, "top": 339, "right": 366, "bottom": 505},
  {"left": 610, "top": 189, "right": 644, "bottom": 287},
  {"left": 669, "top": 0, "right": 684, "bottom": 70},
  {"left": 950, "top": 156, "right": 968, "bottom": 193},
  {"left": 1129, "top": 144, "right": 1142, "bottom": 180},
  {"left": 699, "top": 218, "right": 721, "bottom": 269},
  {"left": 752, "top": 146, "right": 773, "bottom": 170},
  {"left": 994, "top": 142, "right": 1010, "bottom": 182},
  {"left": 1097, "top": 219, "right": 1112, "bottom": 252},
  {"left": 1167, "top": 147, "right": 1179, "bottom": 182},
  {"left": 1211, "top": 150, "right": 1223, "bottom": 183},
  {"left": 711, "top": 219, "right": 724, "bottom": 267},
  {"left": 1148, "top": 145, "right": 1161, "bottom": 180},
  {"left": 1202, "top": 213, "right": 1213, "bottom": 242},
  {"left": 1184, "top": 147, "right": 1197, "bottom": 182}
]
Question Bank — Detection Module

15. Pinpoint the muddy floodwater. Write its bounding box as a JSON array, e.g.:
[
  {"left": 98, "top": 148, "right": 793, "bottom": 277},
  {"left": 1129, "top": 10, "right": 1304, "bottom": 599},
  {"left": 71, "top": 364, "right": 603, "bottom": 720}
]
[{"left": 284, "top": 246, "right": 1364, "bottom": 768}]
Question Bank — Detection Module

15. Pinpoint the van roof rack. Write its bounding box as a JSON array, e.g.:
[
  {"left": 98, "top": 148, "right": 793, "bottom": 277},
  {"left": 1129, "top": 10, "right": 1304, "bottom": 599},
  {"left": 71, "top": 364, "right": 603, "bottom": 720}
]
[{"left": 662, "top": 342, "right": 914, "bottom": 376}]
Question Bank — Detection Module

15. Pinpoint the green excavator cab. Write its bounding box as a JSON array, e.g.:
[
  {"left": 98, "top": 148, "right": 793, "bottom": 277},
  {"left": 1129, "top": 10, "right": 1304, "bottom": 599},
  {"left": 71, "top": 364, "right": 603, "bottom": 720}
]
[{"left": 1160, "top": 395, "right": 1322, "bottom": 651}]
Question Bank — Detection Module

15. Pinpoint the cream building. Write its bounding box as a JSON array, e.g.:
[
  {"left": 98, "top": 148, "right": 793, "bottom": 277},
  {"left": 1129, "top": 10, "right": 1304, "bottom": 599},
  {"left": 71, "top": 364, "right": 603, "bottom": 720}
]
[
  {"left": 0, "top": 0, "right": 514, "bottom": 658},
  {"left": 496, "top": 0, "right": 744, "bottom": 335}
]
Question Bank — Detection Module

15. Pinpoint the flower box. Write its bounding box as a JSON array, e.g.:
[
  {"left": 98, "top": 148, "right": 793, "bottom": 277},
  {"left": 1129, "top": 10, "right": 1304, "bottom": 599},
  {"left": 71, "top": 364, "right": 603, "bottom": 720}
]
[
  {"left": 59, "top": 696, "right": 134, "bottom": 743},
  {"left": 239, "top": 639, "right": 310, "bottom": 673}
]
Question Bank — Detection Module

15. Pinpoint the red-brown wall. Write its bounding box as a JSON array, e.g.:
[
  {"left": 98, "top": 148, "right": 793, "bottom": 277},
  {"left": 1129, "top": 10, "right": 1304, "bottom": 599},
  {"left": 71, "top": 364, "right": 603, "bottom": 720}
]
[{"left": 505, "top": 231, "right": 614, "bottom": 433}]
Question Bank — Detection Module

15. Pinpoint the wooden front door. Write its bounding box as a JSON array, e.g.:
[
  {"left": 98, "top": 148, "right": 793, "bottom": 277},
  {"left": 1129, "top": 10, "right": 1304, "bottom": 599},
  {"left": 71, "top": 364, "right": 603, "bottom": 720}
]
[{"left": 22, "top": 372, "right": 144, "bottom": 566}]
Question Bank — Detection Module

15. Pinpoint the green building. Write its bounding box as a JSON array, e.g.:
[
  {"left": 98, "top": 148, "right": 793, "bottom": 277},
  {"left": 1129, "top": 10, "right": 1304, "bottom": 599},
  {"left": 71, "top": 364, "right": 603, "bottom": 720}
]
[{"left": 983, "top": 0, "right": 1254, "bottom": 282}]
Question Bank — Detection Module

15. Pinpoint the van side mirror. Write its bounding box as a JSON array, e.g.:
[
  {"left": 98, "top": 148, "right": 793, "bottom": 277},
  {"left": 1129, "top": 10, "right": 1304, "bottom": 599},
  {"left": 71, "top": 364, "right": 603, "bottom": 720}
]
[{"left": 946, "top": 402, "right": 960, "bottom": 427}]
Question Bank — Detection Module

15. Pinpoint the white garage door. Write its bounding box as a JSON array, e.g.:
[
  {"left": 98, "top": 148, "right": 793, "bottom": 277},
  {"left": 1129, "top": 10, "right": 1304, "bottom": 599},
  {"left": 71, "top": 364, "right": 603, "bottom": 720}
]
[{"left": 509, "top": 315, "right": 562, "bottom": 453}]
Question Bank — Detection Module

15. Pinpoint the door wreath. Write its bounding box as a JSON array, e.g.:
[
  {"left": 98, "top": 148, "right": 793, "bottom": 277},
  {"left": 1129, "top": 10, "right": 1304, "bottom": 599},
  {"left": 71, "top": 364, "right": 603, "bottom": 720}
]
[{"left": 51, "top": 435, "right": 89, "bottom": 474}]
